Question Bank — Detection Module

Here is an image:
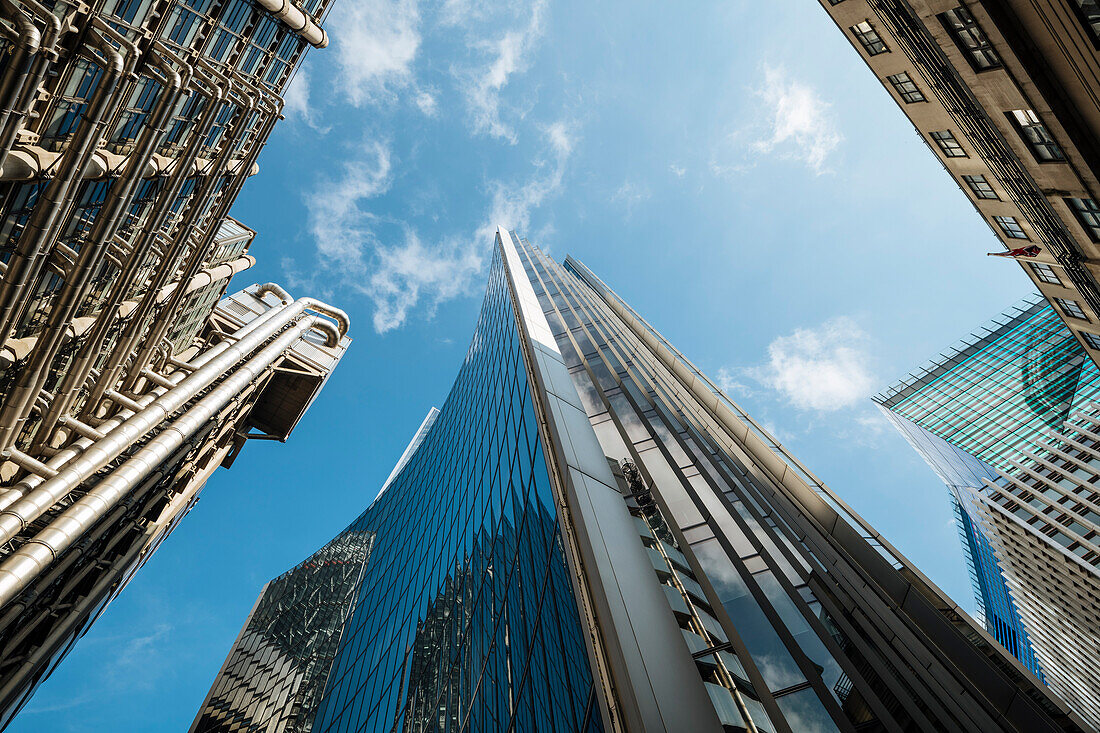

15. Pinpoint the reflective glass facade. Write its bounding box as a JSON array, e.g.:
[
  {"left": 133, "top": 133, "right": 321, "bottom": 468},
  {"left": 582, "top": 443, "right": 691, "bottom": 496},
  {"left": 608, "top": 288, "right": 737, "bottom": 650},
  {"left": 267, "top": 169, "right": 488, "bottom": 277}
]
[
  {"left": 874, "top": 294, "right": 1100, "bottom": 677},
  {"left": 199, "top": 233, "right": 1085, "bottom": 733},
  {"left": 193, "top": 529, "right": 374, "bottom": 732},
  {"left": 313, "top": 250, "right": 599, "bottom": 732}
]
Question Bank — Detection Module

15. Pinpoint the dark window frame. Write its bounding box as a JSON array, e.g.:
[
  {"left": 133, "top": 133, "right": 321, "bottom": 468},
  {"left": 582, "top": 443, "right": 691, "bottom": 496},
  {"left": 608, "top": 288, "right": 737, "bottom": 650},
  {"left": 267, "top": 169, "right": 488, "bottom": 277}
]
[
  {"left": 938, "top": 7, "right": 1002, "bottom": 71},
  {"left": 931, "top": 130, "right": 967, "bottom": 158},
  {"left": 1065, "top": 197, "right": 1100, "bottom": 242},
  {"left": 1029, "top": 262, "right": 1062, "bottom": 286},
  {"left": 851, "top": 21, "right": 888, "bottom": 56},
  {"left": 1007, "top": 110, "right": 1066, "bottom": 163},
  {"left": 886, "top": 72, "right": 925, "bottom": 103},
  {"left": 1056, "top": 297, "right": 1089, "bottom": 321},
  {"left": 962, "top": 174, "right": 999, "bottom": 200},
  {"left": 994, "top": 215, "right": 1029, "bottom": 239},
  {"left": 1068, "top": 0, "right": 1100, "bottom": 48}
]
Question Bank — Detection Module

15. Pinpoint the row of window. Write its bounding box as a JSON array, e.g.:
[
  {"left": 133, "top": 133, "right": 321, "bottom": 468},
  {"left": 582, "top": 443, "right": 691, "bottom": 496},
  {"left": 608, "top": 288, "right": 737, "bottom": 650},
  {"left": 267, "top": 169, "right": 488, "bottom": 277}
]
[{"left": 1020, "top": 261, "right": 1100, "bottom": 348}]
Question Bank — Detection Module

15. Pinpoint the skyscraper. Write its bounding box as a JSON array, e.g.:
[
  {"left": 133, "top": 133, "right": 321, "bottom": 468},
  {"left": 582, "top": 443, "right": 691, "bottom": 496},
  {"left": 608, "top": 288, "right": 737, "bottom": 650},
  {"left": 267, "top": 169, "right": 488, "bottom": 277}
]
[
  {"left": 0, "top": 0, "right": 344, "bottom": 725},
  {"left": 876, "top": 295, "right": 1100, "bottom": 727},
  {"left": 196, "top": 229, "right": 1089, "bottom": 733},
  {"left": 817, "top": 1, "right": 1100, "bottom": 364}
]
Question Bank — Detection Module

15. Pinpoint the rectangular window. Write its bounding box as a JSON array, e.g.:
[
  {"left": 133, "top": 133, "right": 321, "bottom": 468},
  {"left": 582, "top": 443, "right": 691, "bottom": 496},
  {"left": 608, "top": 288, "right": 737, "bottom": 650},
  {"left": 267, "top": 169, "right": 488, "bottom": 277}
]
[
  {"left": 851, "top": 21, "right": 888, "bottom": 55},
  {"left": 1029, "top": 262, "right": 1062, "bottom": 285},
  {"left": 962, "top": 174, "right": 998, "bottom": 199},
  {"left": 994, "top": 215, "right": 1028, "bottom": 239},
  {"left": 1009, "top": 110, "right": 1065, "bottom": 162},
  {"left": 1066, "top": 197, "right": 1100, "bottom": 241},
  {"left": 931, "top": 130, "right": 967, "bottom": 158},
  {"left": 828, "top": 0, "right": 845, "bottom": 4},
  {"left": 1056, "top": 297, "right": 1089, "bottom": 321},
  {"left": 1083, "top": 331, "right": 1100, "bottom": 350},
  {"left": 939, "top": 7, "right": 1001, "bottom": 70},
  {"left": 886, "top": 72, "right": 925, "bottom": 103},
  {"left": 1069, "top": 0, "right": 1100, "bottom": 47}
]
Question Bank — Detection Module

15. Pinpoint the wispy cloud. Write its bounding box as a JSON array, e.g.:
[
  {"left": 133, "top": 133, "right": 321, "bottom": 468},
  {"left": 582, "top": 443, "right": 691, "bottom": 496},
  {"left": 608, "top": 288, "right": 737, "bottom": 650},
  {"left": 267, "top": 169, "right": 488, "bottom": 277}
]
[
  {"left": 715, "top": 366, "right": 753, "bottom": 399},
  {"left": 288, "top": 122, "right": 576, "bottom": 334},
  {"left": 752, "top": 65, "right": 841, "bottom": 174},
  {"left": 747, "top": 317, "right": 875, "bottom": 411},
  {"left": 454, "top": 0, "right": 546, "bottom": 143},
  {"left": 329, "top": 0, "right": 421, "bottom": 106},
  {"left": 669, "top": 163, "right": 686, "bottom": 178},
  {"left": 612, "top": 180, "right": 651, "bottom": 217},
  {"left": 415, "top": 89, "right": 438, "bottom": 116}
]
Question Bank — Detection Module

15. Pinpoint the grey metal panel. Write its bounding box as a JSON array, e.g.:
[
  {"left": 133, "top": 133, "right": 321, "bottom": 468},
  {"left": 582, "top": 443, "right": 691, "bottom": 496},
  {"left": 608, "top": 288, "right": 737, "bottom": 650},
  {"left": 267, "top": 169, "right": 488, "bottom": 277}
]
[{"left": 498, "top": 230, "right": 722, "bottom": 732}]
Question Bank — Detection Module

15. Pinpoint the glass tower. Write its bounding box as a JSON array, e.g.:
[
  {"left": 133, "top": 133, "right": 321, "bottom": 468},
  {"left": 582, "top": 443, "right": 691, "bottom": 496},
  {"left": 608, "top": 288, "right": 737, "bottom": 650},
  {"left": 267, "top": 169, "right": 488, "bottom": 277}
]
[
  {"left": 197, "top": 231, "right": 1088, "bottom": 733},
  {"left": 874, "top": 294, "right": 1100, "bottom": 678}
]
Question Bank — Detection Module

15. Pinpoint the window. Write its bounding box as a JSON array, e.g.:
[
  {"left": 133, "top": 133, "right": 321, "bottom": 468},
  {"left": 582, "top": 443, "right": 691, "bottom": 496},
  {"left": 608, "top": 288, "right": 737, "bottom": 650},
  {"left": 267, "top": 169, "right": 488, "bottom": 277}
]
[
  {"left": 963, "top": 174, "right": 998, "bottom": 200},
  {"left": 939, "top": 7, "right": 1001, "bottom": 70},
  {"left": 1069, "top": 0, "right": 1100, "bottom": 47},
  {"left": 1056, "top": 297, "right": 1089, "bottom": 320},
  {"left": 931, "top": 130, "right": 967, "bottom": 158},
  {"left": 851, "top": 21, "right": 888, "bottom": 55},
  {"left": 1009, "top": 110, "right": 1065, "bottom": 162},
  {"left": 828, "top": 0, "right": 845, "bottom": 4},
  {"left": 1066, "top": 197, "right": 1100, "bottom": 241},
  {"left": 994, "top": 216, "right": 1028, "bottom": 239},
  {"left": 1030, "top": 262, "right": 1062, "bottom": 285},
  {"left": 1082, "top": 331, "right": 1100, "bottom": 350},
  {"left": 886, "top": 72, "right": 925, "bottom": 103}
]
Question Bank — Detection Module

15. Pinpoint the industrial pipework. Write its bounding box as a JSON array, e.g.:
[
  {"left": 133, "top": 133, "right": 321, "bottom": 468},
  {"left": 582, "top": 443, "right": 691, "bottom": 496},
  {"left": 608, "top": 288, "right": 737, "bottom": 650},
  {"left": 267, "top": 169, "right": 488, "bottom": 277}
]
[{"left": 0, "top": 292, "right": 348, "bottom": 610}]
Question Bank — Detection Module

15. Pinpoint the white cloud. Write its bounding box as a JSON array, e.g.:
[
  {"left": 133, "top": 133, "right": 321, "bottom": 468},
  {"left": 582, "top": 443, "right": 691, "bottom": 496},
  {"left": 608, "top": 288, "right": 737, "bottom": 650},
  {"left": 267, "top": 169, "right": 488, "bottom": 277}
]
[
  {"left": 455, "top": 0, "right": 546, "bottom": 143},
  {"left": 288, "top": 122, "right": 576, "bottom": 334},
  {"left": 748, "top": 317, "right": 875, "bottom": 411},
  {"left": 415, "top": 89, "right": 438, "bottom": 116},
  {"left": 283, "top": 68, "right": 330, "bottom": 132},
  {"left": 480, "top": 120, "right": 573, "bottom": 241},
  {"left": 612, "top": 180, "right": 651, "bottom": 216},
  {"left": 752, "top": 65, "right": 842, "bottom": 174},
  {"left": 669, "top": 163, "right": 686, "bottom": 178},
  {"left": 329, "top": 0, "right": 420, "bottom": 106},
  {"left": 715, "top": 367, "right": 753, "bottom": 399}
]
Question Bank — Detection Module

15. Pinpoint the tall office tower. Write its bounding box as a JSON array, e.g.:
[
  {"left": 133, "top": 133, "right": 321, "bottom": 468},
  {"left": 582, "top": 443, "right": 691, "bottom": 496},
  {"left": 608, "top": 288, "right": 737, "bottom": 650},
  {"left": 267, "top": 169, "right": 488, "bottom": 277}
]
[
  {"left": 818, "top": 1, "right": 1100, "bottom": 363},
  {"left": 876, "top": 294, "right": 1100, "bottom": 727},
  {"left": 874, "top": 293, "right": 1100, "bottom": 674},
  {"left": 0, "top": 0, "right": 340, "bottom": 724},
  {"left": 196, "top": 229, "right": 1089, "bottom": 733}
]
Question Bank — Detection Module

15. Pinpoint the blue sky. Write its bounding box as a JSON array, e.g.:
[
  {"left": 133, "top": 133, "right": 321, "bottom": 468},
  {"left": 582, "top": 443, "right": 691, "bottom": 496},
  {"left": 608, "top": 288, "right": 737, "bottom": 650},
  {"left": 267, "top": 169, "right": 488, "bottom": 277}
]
[{"left": 13, "top": 1, "right": 1035, "bottom": 730}]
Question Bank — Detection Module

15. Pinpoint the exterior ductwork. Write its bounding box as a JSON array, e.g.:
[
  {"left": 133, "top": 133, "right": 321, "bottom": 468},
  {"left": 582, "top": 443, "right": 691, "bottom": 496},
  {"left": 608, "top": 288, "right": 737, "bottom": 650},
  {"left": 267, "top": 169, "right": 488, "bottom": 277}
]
[
  {"left": 0, "top": 313, "right": 335, "bottom": 609},
  {"left": 0, "top": 294, "right": 338, "bottom": 538},
  {"left": 255, "top": 0, "right": 328, "bottom": 48}
]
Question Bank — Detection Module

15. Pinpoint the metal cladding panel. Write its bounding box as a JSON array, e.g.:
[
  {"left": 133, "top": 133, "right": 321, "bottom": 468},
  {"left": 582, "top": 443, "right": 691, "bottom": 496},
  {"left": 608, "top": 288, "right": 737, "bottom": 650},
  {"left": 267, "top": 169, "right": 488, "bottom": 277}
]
[{"left": 498, "top": 229, "right": 723, "bottom": 733}]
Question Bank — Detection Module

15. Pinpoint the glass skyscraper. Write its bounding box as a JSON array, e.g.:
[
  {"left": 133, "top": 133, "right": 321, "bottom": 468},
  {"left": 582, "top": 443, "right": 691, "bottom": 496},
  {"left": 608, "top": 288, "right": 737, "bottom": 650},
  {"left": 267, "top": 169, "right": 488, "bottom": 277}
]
[
  {"left": 197, "top": 231, "right": 1088, "bottom": 733},
  {"left": 874, "top": 294, "right": 1100, "bottom": 680}
]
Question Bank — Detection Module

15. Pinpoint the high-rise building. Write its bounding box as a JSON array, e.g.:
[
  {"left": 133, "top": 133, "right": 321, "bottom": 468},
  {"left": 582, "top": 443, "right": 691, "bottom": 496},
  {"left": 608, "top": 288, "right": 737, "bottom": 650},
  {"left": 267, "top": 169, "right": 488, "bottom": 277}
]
[
  {"left": 0, "top": 0, "right": 343, "bottom": 725},
  {"left": 196, "top": 229, "right": 1089, "bottom": 733},
  {"left": 876, "top": 294, "right": 1100, "bottom": 727},
  {"left": 817, "top": 1, "right": 1100, "bottom": 363}
]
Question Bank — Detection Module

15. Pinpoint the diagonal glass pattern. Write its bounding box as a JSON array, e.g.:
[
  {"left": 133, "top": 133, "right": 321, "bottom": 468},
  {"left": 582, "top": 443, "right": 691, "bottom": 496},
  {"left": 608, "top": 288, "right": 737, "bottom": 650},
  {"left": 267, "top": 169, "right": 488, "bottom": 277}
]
[{"left": 310, "top": 249, "right": 599, "bottom": 733}]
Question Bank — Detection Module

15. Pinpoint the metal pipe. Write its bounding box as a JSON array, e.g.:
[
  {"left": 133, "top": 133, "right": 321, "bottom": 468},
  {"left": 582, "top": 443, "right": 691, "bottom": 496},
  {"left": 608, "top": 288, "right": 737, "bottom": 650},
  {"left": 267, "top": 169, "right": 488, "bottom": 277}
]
[
  {"left": 0, "top": 1, "right": 41, "bottom": 168},
  {"left": 0, "top": 314, "right": 331, "bottom": 610},
  {"left": 254, "top": 0, "right": 327, "bottom": 48},
  {"left": 80, "top": 69, "right": 227, "bottom": 414},
  {"left": 17, "top": 49, "right": 185, "bottom": 451},
  {"left": 0, "top": 296, "right": 340, "bottom": 542},
  {"left": 118, "top": 62, "right": 259, "bottom": 390},
  {"left": 1, "top": 447, "right": 56, "bottom": 478},
  {"left": 0, "top": 27, "right": 127, "bottom": 363},
  {"left": 0, "top": 303, "right": 293, "bottom": 511},
  {"left": 0, "top": 0, "right": 61, "bottom": 171},
  {"left": 123, "top": 74, "right": 272, "bottom": 386}
]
